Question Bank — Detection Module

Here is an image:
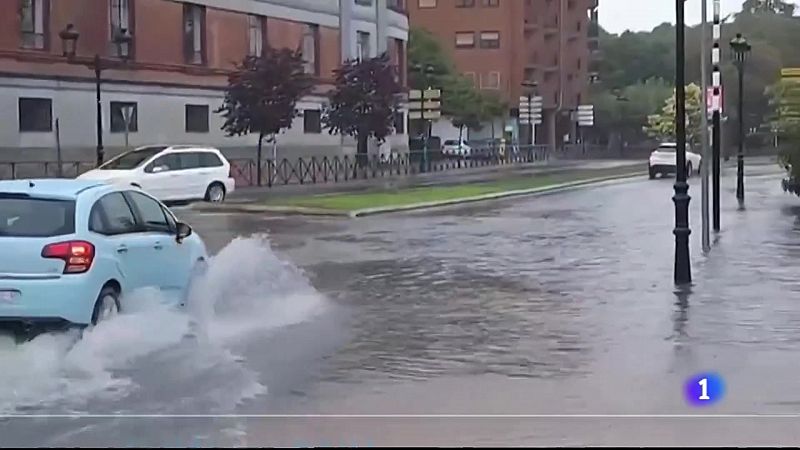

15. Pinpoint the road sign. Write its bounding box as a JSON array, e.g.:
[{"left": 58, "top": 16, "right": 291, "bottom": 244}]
[
  {"left": 577, "top": 104, "right": 594, "bottom": 127},
  {"left": 519, "top": 95, "right": 543, "bottom": 125},
  {"left": 408, "top": 89, "right": 442, "bottom": 121},
  {"left": 706, "top": 86, "right": 724, "bottom": 114}
]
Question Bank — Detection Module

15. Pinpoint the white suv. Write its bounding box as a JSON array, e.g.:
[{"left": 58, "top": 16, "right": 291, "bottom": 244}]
[{"left": 78, "top": 145, "right": 236, "bottom": 202}]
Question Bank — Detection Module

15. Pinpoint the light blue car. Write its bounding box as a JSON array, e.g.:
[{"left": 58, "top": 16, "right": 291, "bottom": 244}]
[{"left": 0, "top": 179, "right": 208, "bottom": 335}]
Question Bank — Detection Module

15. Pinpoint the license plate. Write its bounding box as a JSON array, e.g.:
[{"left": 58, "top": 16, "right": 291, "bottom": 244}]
[{"left": 0, "top": 291, "right": 19, "bottom": 303}]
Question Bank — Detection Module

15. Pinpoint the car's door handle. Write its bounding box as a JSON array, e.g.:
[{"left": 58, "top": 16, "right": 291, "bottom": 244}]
[
  {"left": 116, "top": 245, "right": 128, "bottom": 254},
  {"left": 154, "top": 242, "right": 163, "bottom": 250}
]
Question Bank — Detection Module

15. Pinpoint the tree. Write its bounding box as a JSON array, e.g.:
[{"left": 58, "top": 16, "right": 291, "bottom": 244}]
[
  {"left": 768, "top": 78, "right": 800, "bottom": 194},
  {"left": 645, "top": 83, "right": 705, "bottom": 147},
  {"left": 742, "top": 0, "right": 795, "bottom": 16},
  {"left": 408, "top": 27, "right": 506, "bottom": 129},
  {"left": 592, "top": 78, "right": 672, "bottom": 145},
  {"left": 216, "top": 47, "right": 313, "bottom": 185},
  {"left": 323, "top": 53, "right": 403, "bottom": 169}
]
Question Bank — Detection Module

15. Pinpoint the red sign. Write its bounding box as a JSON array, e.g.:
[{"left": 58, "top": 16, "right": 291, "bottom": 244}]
[{"left": 706, "top": 86, "right": 724, "bottom": 114}]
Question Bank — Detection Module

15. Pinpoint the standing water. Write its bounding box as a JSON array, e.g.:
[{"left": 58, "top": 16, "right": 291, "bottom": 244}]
[{"left": 0, "top": 235, "right": 327, "bottom": 418}]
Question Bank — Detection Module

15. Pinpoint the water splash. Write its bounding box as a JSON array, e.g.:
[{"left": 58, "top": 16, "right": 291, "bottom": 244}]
[{"left": 0, "top": 235, "right": 326, "bottom": 414}]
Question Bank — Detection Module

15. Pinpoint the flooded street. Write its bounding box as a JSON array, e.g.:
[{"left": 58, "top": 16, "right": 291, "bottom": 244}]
[{"left": 2, "top": 164, "right": 800, "bottom": 446}]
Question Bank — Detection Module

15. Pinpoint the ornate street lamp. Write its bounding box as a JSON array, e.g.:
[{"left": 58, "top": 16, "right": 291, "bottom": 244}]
[
  {"left": 59, "top": 25, "right": 133, "bottom": 166},
  {"left": 730, "top": 33, "right": 751, "bottom": 203},
  {"left": 674, "top": 0, "right": 691, "bottom": 285}
]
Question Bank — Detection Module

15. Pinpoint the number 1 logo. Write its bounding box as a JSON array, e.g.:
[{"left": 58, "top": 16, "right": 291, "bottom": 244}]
[{"left": 684, "top": 373, "right": 725, "bottom": 406}]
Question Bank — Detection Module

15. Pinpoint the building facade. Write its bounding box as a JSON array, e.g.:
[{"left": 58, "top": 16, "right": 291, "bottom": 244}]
[
  {"left": 407, "top": 0, "right": 599, "bottom": 146},
  {"left": 0, "top": 0, "right": 409, "bottom": 163}
]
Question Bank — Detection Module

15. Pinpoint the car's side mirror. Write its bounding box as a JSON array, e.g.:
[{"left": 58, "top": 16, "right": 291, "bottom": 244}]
[{"left": 176, "top": 222, "right": 192, "bottom": 243}]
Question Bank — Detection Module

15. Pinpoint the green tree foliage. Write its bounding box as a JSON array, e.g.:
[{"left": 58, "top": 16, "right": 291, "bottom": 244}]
[
  {"left": 645, "top": 83, "right": 705, "bottom": 147},
  {"left": 593, "top": 78, "right": 672, "bottom": 144},
  {"left": 593, "top": 6, "right": 800, "bottom": 148},
  {"left": 408, "top": 27, "right": 507, "bottom": 131},
  {"left": 767, "top": 78, "right": 800, "bottom": 193}
]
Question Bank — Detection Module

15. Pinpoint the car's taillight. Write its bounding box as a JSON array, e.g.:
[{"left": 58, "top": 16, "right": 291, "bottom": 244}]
[{"left": 41, "top": 241, "right": 95, "bottom": 274}]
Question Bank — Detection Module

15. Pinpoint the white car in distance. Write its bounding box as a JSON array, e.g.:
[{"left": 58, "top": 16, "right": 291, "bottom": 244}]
[
  {"left": 442, "top": 139, "right": 472, "bottom": 159},
  {"left": 78, "top": 145, "right": 236, "bottom": 203},
  {"left": 648, "top": 143, "right": 702, "bottom": 179}
]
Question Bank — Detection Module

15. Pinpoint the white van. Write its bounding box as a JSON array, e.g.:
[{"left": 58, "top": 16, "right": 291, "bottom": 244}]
[{"left": 78, "top": 145, "right": 236, "bottom": 202}]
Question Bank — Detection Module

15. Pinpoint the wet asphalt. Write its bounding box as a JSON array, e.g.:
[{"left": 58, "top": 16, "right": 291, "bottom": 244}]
[{"left": 3, "top": 161, "right": 800, "bottom": 446}]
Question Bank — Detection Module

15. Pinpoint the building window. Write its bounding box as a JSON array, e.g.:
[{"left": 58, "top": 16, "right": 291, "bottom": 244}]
[
  {"left": 110, "top": 0, "right": 133, "bottom": 58},
  {"left": 576, "top": 20, "right": 582, "bottom": 32},
  {"left": 18, "top": 97, "right": 52, "bottom": 132},
  {"left": 455, "top": 32, "right": 475, "bottom": 49},
  {"left": 248, "top": 15, "right": 266, "bottom": 56},
  {"left": 110, "top": 101, "right": 138, "bottom": 133},
  {"left": 482, "top": 0, "right": 499, "bottom": 6},
  {"left": 577, "top": 93, "right": 582, "bottom": 105},
  {"left": 393, "top": 111, "right": 405, "bottom": 134},
  {"left": 357, "top": 31, "right": 371, "bottom": 61},
  {"left": 20, "top": 0, "right": 48, "bottom": 50},
  {"left": 456, "top": 0, "right": 475, "bottom": 7},
  {"left": 303, "top": 24, "right": 320, "bottom": 75},
  {"left": 418, "top": 0, "right": 437, "bottom": 7},
  {"left": 185, "top": 105, "right": 209, "bottom": 133},
  {"left": 463, "top": 72, "right": 476, "bottom": 87},
  {"left": 481, "top": 72, "right": 500, "bottom": 89},
  {"left": 395, "top": 38, "right": 407, "bottom": 86},
  {"left": 303, "top": 110, "right": 322, "bottom": 134},
  {"left": 577, "top": 58, "right": 582, "bottom": 70},
  {"left": 183, "top": 4, "right": 205, "bottom": 65},
  {"left": 479, "top": 31, "right": 500, "bottom": 49}
]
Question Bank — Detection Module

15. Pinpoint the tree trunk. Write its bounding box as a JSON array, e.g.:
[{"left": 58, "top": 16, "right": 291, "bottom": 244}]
[
  {"left": 257, "top": 132, "right": 264, "bottom": 186},
  {"left": 355, "top": 132, "right": 369, "bottom": 179}
]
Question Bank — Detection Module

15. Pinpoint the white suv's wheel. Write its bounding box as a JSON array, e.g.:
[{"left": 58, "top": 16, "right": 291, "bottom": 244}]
[{"left": 205, "top": 183, "right": 226, "bottom": 203}]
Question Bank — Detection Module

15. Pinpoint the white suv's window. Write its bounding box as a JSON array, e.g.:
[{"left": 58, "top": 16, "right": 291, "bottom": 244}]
[{"left": 145, "top": 153, "right": 181, "bottom": 173}]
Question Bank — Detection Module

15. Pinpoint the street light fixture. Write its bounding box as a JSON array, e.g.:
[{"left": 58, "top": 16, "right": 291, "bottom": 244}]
[
  {"left": 59, "top": 24, "right": 133, "bottom": 167},
  {"left": 730, "top": 32, "right": 751, "bottom": 204},
  {"left": 673, "top": 0, "right": 692, "bottom": 285}
]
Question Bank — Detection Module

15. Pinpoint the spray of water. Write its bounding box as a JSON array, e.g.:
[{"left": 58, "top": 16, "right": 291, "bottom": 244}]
[{"left": 0, "top": 235, "right": 326, "bottom": 414}]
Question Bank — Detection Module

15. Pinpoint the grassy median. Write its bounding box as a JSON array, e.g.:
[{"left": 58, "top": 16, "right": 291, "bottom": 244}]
[{"left": 264, "top": 165, "right": 643, "bottom": 212}]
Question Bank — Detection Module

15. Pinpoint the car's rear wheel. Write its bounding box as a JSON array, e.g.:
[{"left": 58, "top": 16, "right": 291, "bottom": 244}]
[
  {"left": 91, "top": 286, "right": 120, "bottom": 326},
  {"left": 649, "top": 166, "right": 656, "bottom": 179},
  {"left": 204, "top": 182, "right": 226, "bottom": 203}
]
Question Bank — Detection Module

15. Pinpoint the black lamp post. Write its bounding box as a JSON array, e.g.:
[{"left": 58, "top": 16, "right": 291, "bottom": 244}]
[
  {"left": 730, "top": 33, "right": 751, "bottom": 204},
  {"left": 59, "top": 24, "right": 133, "bottom": 167},
  {"left": 674, "top": 0, "right": 692, "bottom": 285}
]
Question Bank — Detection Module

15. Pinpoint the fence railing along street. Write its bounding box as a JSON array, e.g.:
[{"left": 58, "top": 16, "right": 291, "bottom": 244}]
[{"left": 0, "top": 144, "right": 668, "bottom": 188}]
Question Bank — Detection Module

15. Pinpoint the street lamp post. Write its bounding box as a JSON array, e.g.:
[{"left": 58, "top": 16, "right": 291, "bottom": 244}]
[
  {"left": 674, "top": 0, "right": 692, "bottom": 285},
  {"left": 59, "top": 24, "right": 133, "bottom": 167},
  {"left": 521, "top": 81, "right": 538, "bottom": 148},
  {"left": 730, "top": 33, "right": 751, "bottom": 204}
]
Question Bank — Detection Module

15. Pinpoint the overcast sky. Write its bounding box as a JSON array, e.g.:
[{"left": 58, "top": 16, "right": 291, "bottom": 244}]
[{"left": 599, "top": 0, "right": 746, "bottom": 34}]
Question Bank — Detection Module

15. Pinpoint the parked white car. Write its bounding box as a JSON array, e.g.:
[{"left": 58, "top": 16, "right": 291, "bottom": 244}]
[
  {"left": 78, "top": 145, "right": 236, "bottom": 202},
  {"left": 648, "top": 143, "right": 702, "bottom": 179},
  {"left": 442, "top": 139, "right": 472, "bottom": 158}
]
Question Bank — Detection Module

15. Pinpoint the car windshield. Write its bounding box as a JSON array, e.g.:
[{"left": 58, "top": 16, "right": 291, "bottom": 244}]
[
  {"left": 444, "top": 140, "right": 459, "bottom": 145},
  {"left": 657, "top": 146, "right": 677, "bottom": 153},
  {"left": 0, "top": 195, "right": 75, "bottom": 237},
  {"left": 98, "top": 146, "right": 167, "bottom": 170}
]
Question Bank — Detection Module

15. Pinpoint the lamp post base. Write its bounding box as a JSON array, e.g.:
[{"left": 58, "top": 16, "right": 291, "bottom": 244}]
[{"left": 673, "top": 180, "right": 692, "bottom": 285}]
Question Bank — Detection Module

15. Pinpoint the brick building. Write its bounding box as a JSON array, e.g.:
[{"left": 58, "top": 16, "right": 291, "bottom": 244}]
[
  {"left": 407, "top": 0, "right": 600, "bottom": 146},
  {"left": 0, "top": 0, "right": 409, "bottom": 163}
]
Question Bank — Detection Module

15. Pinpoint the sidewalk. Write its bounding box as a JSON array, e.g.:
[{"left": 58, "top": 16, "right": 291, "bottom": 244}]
[{"left": 228, "top": 159, "right": 645, "bottom": 204}]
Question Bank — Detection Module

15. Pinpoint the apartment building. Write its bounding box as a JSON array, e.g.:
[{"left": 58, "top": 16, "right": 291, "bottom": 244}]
[
  {"left": 0, "top": 0, "right": 409, "bottom": 163},
  {"left": 408, "top": 0, "right": 600, "bottom": 146}
]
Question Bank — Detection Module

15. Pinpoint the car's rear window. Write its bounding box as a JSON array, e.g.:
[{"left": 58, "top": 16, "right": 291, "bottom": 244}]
[
  {"left": 657, "top": 146, "right": 677, "bottom": 152},
  {"left": 0, "top": 195, "right": 75, "bottom": 237},
  {"left": 444, "top": 140, "right": 458, "bottom": 145}
]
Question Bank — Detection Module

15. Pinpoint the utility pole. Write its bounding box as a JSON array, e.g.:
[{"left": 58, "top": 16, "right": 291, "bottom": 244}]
[
  {"left": 711, "top": 0, "right": 722, "bottom": 232},
  {"left": 700, "top": 0, "right": 711, "bottom": 253}
]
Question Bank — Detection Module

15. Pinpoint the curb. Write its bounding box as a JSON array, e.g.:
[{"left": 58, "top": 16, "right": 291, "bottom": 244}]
[
  {"left": 193, "top": 169, "right": 644, "bottom": 217},
  {"left": 349, "top": 171, "right": 645, "bottom": 217}
]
